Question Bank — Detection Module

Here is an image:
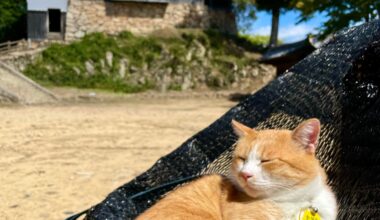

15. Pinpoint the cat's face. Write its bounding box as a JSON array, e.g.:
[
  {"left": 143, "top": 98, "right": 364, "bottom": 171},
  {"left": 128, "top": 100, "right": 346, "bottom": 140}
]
[{"left": 231, "top": 119, "right": 321, "bottom": 198}]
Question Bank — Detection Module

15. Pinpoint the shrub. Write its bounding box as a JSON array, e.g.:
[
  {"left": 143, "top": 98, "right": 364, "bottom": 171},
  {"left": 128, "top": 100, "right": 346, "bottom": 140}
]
[
  {"left": 24, "top": 30, "right": 261, "bottom": 93},
  {"left": 238, "top": 34, "right": 283, "bottom": 50}
]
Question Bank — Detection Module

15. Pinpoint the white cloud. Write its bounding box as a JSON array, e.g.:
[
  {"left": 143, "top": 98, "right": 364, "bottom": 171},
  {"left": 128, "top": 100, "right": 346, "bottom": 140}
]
[
  {"left": 254, "top": 26, "right": 271, "bottom": 36},
  {"left": 249, "top": 24, "right": 316, "bottom": 43},
  {"left": 279, "top": 24, "right": 315, "bottom": 42}
]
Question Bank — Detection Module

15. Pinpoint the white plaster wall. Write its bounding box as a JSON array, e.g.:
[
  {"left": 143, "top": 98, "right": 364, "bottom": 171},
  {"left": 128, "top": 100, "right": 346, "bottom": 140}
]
[{"left": 27, "top": 0, "right": 68, "bottom": 12}]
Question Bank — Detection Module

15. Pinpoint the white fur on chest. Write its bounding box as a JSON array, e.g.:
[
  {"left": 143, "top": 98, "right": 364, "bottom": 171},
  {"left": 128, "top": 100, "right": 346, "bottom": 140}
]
[{"left": 273, "top": 176, "right": 337, "bottom": 220}]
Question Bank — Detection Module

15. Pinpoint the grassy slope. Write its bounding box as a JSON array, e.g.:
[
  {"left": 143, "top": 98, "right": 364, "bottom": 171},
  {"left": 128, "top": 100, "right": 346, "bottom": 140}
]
[{"left": 24, "top": 30, "right": 265, "bottom": 93}]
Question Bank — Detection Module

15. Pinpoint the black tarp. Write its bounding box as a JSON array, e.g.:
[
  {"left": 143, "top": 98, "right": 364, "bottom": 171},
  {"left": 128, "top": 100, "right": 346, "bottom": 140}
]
[{"left": 76, "top": 20, "right": 380, "bottom": 220}]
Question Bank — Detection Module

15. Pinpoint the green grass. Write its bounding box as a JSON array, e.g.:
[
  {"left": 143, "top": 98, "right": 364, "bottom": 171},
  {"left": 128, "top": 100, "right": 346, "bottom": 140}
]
[
  {"left": 24, "top": 30, "right": 262, "bottom": 93},
  {"left": 238, "top": 34, "right": 283, "bottom": 50}
]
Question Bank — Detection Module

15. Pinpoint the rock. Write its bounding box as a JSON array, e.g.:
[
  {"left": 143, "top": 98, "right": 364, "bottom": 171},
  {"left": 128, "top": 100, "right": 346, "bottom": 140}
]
[
  {"left": 233, "top": 62, "right": 238, "bottom": 72},
  {"left": 190, "top": 61, "right": 198, "bottom": 67},
  {"left": 186, "top": 48, "right": 194, "bottom": 61},
  {"left": 193, "top": 40, "right": 206, "bottom": 58},
  {"left": 142, "top": 63, "right": 148, "bottom": 71},
  {"left": 100, "top": 59, "right": 105, "bottom": 69},
  {"left": 251, "top": 67, "right": 259, "bottom": 77},
  {"left": 233, "top": 73, "right": 239, "bottom": 83},
  {"left": 129, "top": 65, "right": 138, "bottom": 73},
  {"left": 176, "top": 65, "right": 184, "bottom": 75},
  {"left": 99, "top": 59, "right": 108, "bottom": 75},
  {"left": 138, "top": 77, "right": 146, "bottom": 85},
  {"left": 259, "top": 64, "right": 276, "bottom": 76},
  {"left": 85, "top": 60, "right": 95, "bottom": 75},
  {"left": 160, "top": 74, "right": 171, "bottom": 93},
  {"left": 240, "top": 69, "right": 247, "bottom": 77},
  {"left": 181, "top": 74, "right": 193, "bottom": 91},
  {"left": 207, "top": 50, "right": 213, "bottom": 58},
  {"left": 106, "top": 51, "right": 113, "bottom": 67},
  {"left": 208, "top": 70, "right": 224, "bottom": 88},
  {"left": 165, "top": 67, "right": 173, "bottom": 75},
  {"left": 119, "top": 58, "right": 128, "bottom": 78},
  {"left": 197, "top": 72, "right": 206, "bottom": 83},
  {"left": 73, "top": 67, "right": 81, "bottom": 75}
]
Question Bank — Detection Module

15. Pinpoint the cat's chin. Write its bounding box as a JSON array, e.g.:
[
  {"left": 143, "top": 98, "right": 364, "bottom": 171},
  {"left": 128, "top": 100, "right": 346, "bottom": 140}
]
[
  {"left": 241, "top": 186, "right": 268, "bottom": 199},
  {"left": 238, "top": 183, "right": 268, "bottom": 199},
  {"left": 241, "top": 181, "right": 292, "bottom": 199}
]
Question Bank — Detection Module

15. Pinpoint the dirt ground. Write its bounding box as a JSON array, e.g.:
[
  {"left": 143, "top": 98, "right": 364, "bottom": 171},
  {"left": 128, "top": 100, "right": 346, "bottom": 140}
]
[{"left": 0, "top": 89, "right": 237, "bottom": 220}]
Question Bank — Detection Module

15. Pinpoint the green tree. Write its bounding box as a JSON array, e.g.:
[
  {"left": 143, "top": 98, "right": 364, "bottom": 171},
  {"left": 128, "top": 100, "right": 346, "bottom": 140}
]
[
  {"left": 295, "top": 0, "right": 380, "bottom": 37},
  {"left": 234, "top": 0, "right": 257, "bottom": 34},
  {"left": 254, "top": 0, "right": 294, "bottom": 47},
  {"left": 234, "top": 0, "right": 300, "bottom": 47},
  {"left": 0, "top": 0, "right": 27, "bottom": 43}
]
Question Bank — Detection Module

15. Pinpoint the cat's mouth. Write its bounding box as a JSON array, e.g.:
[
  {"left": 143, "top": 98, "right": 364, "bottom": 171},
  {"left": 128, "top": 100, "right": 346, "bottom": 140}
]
[
  {"left": 239, "top": 178, "right": 263, "bottom": 191},
  {"left": 242, "top": 178, "right": 290, "bottom": 192},
  {"left": 238, "top": 181, "right": 269, "bottom": 198}
]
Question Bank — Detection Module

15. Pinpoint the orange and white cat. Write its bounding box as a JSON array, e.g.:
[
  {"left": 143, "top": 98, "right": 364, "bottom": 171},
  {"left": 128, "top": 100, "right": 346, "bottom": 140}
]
[{"left": 136, "top": 119, "right": 337, "bottom": 220}]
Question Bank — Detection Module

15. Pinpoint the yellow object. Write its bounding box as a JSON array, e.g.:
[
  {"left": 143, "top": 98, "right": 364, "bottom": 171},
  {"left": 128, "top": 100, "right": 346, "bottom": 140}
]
[{"left": 298, "top": 208, "right": 321, "bottom": 220}]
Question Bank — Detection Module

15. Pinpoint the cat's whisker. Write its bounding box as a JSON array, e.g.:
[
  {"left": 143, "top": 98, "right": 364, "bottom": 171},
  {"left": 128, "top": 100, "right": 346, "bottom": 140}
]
[{"left": 250, "top": 182, "right": 293, "bottom": 191}]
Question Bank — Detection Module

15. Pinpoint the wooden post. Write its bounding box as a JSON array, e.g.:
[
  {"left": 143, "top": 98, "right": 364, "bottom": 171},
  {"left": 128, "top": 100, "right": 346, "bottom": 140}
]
[{"left": 7, "top": 41, "right": 11, "bottom": 50}]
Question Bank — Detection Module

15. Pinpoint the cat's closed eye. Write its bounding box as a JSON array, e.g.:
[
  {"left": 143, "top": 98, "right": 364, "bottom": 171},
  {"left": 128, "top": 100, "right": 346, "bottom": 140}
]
[
  {"left": 237, "top": 156, "right": 246, "bottom": 161},
  {"left": 260, "top": 159, "right": 271, "bottom": 163}
]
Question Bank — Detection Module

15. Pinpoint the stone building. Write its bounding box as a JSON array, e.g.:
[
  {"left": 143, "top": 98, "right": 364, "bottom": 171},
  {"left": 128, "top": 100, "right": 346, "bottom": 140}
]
[
  {"left": 27, "top": 0, "right": 237, "bottom": 41},
  {"left": 27, "top": 0, "right": 68, "bottom": 40}
]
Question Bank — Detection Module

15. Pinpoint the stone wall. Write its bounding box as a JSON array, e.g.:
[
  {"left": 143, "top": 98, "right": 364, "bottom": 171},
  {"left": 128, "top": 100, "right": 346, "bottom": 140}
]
[{"left": 65, "top": 0, "right": 237, "bottom": 40}]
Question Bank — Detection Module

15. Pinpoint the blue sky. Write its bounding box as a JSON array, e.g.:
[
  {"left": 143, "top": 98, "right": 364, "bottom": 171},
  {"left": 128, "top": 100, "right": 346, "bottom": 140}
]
[{"left": 242, "top": 10, "right": 328, "bottom": 43}]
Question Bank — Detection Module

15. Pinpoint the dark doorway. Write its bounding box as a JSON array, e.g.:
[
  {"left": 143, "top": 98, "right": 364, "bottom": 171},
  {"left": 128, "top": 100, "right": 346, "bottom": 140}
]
[{"left": 48, "top": 9, "right": 61, "bottom": 33}]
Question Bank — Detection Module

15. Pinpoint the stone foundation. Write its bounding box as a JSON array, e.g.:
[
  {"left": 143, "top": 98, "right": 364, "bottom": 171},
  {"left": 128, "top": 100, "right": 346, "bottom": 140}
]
[{"left": 65, "top": 0, "right": 237, "bottom": 40}]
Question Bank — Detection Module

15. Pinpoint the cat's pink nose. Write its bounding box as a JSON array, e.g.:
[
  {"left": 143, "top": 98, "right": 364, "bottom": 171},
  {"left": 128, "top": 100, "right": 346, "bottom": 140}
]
[{"left": 240, "top": 172, "right": 253, "bottom": 181}]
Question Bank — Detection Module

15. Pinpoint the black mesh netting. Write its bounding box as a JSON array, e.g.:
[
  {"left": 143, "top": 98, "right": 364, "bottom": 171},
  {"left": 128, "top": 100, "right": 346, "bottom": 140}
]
[{"left": 81, "top": 20, "right": 380, "bottom": 220}]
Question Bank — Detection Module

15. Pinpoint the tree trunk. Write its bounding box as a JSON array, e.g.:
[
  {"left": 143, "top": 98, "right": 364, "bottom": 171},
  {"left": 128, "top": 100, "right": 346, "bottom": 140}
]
[
  {"left": 365, "top": 14, "right": 369, "bottom": 22},
  {"left": 269, "top": 7, "right": 280, "bottom": 48}
]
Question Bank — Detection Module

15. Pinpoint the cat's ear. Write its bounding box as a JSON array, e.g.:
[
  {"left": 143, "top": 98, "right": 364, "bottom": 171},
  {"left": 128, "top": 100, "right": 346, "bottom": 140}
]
[
  {"left": 232, "top": 120, "right": 256, "bottom": 137},
  {"left": 292, "top": 118, "right": 320, "bottom": 154}
]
